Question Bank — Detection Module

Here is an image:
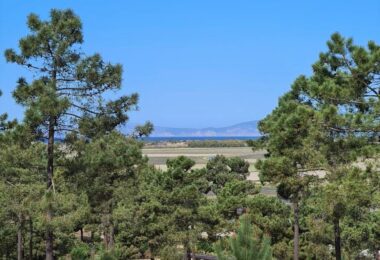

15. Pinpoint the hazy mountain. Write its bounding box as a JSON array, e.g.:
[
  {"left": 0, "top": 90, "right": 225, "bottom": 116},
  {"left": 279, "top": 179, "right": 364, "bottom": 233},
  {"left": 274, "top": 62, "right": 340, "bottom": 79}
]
[{"left": 132, "top": 120, "right": 260, "bottom": 137}]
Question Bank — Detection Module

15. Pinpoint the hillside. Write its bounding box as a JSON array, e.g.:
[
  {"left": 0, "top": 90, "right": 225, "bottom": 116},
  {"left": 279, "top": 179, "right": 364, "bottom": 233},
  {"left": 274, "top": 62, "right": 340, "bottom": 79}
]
[
  {"left": 121, "top": 121, "right": 260, "bottom": 137},
  {"left": 150, "top": 120, "right": 259, "bottom": 137}
]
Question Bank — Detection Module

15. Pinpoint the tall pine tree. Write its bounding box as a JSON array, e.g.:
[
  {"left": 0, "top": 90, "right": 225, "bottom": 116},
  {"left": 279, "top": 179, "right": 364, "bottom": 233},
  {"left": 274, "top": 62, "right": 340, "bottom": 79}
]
[
  {"left": 254, "top": 33, "right": 380, "bottom": 259},
  {"left": 4, "top": 9, "right": 146, "bottom": 259}
]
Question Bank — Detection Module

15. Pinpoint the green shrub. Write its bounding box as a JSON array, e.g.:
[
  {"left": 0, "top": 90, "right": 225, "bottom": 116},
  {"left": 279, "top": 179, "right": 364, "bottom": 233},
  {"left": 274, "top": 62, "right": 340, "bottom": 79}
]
[
  {"left": 99, "top": 251, "right": 117, "bottom": 260},
  {"left": 70, "top": 243, "right": 90, "bottom": 260},
  {"left": 215, "top": 215, "right": 273, "bottom": 260}
]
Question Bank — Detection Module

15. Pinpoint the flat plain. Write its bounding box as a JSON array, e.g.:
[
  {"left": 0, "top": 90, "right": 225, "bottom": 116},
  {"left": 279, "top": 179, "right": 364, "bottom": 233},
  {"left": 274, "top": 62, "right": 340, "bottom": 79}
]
[
  {"left": 143, "top": 146, "right": 264, "bottom": 167},
  {"left": 142, "top": 146, "right": 266, "bottom": 182}
]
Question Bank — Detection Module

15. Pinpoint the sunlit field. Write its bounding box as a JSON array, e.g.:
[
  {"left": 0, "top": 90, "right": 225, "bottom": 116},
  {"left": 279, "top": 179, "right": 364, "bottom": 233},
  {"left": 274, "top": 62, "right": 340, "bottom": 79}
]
[{"left": 142, "top": 146, "right": 264, "bottom": 172}]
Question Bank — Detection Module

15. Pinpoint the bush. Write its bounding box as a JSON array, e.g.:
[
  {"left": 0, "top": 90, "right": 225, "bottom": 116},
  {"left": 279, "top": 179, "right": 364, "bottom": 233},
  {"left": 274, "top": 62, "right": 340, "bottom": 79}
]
[
  {"left": 215, "top": 215, "right": 273, "bottom": 260},
  {"left": 70, "top": 243, "right": 90, "bottom": 260},
  {"left": 99, "top": 251, "right": 117, "bottom": 260}
]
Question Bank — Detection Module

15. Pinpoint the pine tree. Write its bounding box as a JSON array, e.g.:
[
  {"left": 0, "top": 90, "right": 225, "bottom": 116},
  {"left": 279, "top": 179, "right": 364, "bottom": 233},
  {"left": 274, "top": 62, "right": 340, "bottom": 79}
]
[
  {"left": 215, "top": 215, "right": 273, "bottom": 260},
  {"left": 246, "top": 195, "right": 292, "bottom": 258},
  {"left": 4, "top": 9, "right": 147, "bottom": 259},
  {"left": 203, "top": 155, "right": 251, "bottom": 194},
  {"left": 0, "top": 126, "right": 45, "bottom": 259},
  {"left": 253, "top": 33, "right": 380, "bottom": 259},
  {"left": 253, "top": 91, "right": 322, "bottom": 260},
  {"left": 64, "top": 131, "right": 146, "bottom": 252},
  {"left": 286, "top": 33, "right": 380, "bottom": 259},
  {"left": 305, "top": 165, "right": 379, "bottom": 258}
]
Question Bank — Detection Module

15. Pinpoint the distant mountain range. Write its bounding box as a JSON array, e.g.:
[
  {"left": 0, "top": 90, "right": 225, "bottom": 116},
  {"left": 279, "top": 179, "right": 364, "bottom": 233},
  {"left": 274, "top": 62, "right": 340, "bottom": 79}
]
[{"left": 122, "top": 120, "right": 260, "bottom": 137}]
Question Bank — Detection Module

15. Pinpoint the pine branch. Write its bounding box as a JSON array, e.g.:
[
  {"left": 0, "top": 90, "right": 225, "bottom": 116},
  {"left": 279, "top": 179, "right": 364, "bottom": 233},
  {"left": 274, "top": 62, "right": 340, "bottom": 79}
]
[
  {"left": 62, "top": 112, "right": 83, "bottom": 119},
  {"left": 69, "top": 102, "right": 99, "bottom": 115}
]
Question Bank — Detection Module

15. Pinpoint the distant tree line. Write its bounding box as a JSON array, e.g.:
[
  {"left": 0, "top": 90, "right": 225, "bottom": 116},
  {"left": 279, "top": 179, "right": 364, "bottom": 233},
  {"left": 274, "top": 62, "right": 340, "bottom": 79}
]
[{"left": 187, "top": 140, "right": 248, "bottom": 148}]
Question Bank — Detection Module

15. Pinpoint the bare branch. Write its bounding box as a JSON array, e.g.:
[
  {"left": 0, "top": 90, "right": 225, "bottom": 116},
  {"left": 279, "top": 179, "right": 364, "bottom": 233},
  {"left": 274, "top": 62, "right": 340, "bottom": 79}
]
[
  {"left": 55, "top": 128, "right": 80, "bottom": 134},
  {"left": 56, "top": 78, "right": 77, "bottom": 82},
  {"left": 62, "top": 112, "right": 83, "bottom": 119},
  {"left": 69, "top": 102, "right": 99, "bottom": 115}
]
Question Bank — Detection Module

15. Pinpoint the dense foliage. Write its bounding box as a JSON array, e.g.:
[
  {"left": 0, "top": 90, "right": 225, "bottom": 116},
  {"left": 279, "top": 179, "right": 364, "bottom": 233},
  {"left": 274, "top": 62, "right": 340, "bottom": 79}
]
[
  {"left": 253, "top": 33, "right": 380, "bottom": 259},
  {"left": 215, "top": 215, "right": 272, "bottom": 260},
  {"left": 1, "top": 9, "right": 379, "bottom": 260}
]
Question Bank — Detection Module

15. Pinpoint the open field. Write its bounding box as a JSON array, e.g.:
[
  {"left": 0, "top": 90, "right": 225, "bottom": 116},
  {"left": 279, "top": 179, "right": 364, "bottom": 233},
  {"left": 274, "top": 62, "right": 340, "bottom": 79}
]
[
  {"left": 142, "top": 146, "right": 275, "bottom": 195},
  {"left": 142, "top": 147, "right": 265, "bottom": 171},
  {"left": 142, "top": 146, "right": 327, "bottom": 184}
]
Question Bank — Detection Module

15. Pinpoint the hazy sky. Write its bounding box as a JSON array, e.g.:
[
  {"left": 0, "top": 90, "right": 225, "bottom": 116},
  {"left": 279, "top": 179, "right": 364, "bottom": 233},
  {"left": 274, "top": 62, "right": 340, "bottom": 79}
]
[{"left": 1, "top": 1, "right": 379, "bottom": 128}]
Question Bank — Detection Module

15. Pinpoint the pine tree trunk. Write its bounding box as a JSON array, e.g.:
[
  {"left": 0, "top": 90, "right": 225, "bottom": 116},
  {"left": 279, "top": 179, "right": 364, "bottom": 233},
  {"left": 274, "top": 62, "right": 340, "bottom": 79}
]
[
  {"left": 103, "top": 227, "right": 108, "bottom": 249},
  {"left": 186, "top": 248, "right": 191, "bottom": 260},
  {"left": 109, "top": 224, "right": 115, "bottom": 249},
  {"left": 90, "top": 246, "right": 96, "bottom": 259},
  {"left": 333, "top": 217, "right": 341, "bottom": 260},
  {"left": 17, "top": 213, "right": 23, "bottom": 260},
  {"left": 102, "top": 214, "right": 115, "bottom": 250},
  {"left": 103, "top": 215, "right": 109, "bottom": 250},
  {"left": 293, "top": 200, "right": 299, "bottom": 260},
  {"left": 80, "top": 227, "right": 83, "bottom": 241},
  {"left": 46, "top": 117, "right": 55, "bottom": 260},
  {"left": 90, "top": 231, "right": 95, "bottom": 259},
  {"left": 29, "top": 217, "right": 33, "bottom": 260}
]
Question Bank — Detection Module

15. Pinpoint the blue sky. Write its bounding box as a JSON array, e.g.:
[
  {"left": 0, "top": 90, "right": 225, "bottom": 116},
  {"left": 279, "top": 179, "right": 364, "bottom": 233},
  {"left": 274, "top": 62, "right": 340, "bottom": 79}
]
[{"left": 1, "top": 1, "right": 379, "bottom": 128}]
